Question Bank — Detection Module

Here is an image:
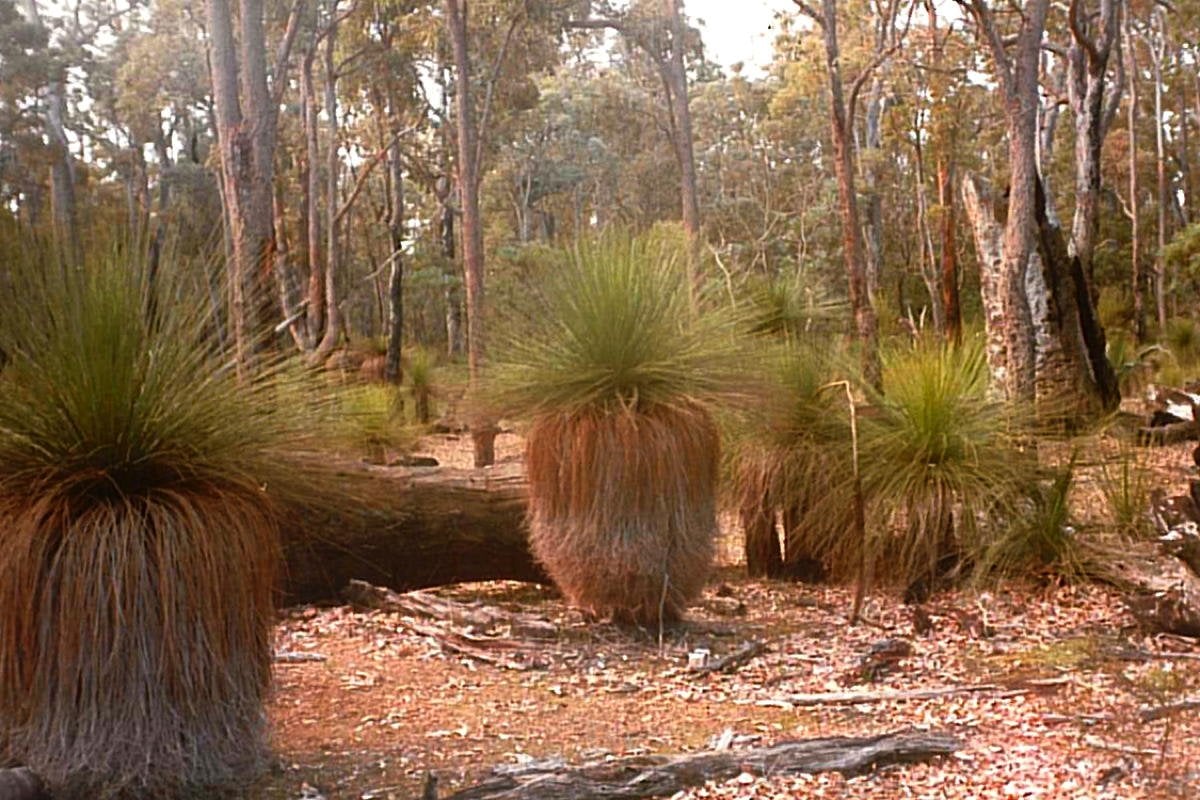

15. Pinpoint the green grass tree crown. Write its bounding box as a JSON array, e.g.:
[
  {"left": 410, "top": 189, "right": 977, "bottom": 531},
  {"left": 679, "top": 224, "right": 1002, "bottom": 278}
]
[{"left": 487, "top": 232, "right": 750, "bottom": 418}]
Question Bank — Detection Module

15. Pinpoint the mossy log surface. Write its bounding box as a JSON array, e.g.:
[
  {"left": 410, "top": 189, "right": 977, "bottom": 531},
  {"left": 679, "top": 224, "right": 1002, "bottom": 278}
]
[{"left": 279, "top": 464, "right": 547, "bottom": 606}]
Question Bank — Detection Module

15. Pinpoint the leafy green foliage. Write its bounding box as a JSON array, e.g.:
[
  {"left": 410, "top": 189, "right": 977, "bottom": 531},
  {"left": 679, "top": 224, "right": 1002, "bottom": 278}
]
[
  {"left": 489, "top": 232, "right": 747, "bottom": 418},
  {"left": 858, "top": 339, "right": 1037, "bottom": 587}
]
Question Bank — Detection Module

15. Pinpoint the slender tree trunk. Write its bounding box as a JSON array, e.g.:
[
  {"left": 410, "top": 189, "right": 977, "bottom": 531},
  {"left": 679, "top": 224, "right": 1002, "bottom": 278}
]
[
  {"left": 19, "top": 0, "right": 80, "bottom": 264},
  {"left": 1150, "top": 8, "right": 1168, "bottom": 331},
  {"left": 444, "top": 0, "right": 496, "bottom": 466},
  {"left": 816, "top": 0, "right": 880, "bottom": 388},
  {"left": 665, "top": 0, "right": 700, "bottom": 247},
  {"left": 301, "top": 46, "right": 324, "bottom": 345},
  {"left": 205, "top": 0, "right": 281, "bottom": 377},
  {"left": 317, "top": 19, "right": 341, "bottom": 356},
  {"left": 912, "top": 113, "right": 944, "bottom": 331},
  {"left": 1126, "top": 10, "right": 1145, "bottom": 342},
  {"left": 384, "top": 110, "right": 406, "bottom": 385},
  {"left": 937, "top": 157, "right": 960, "bottom": 342},
  {"left": 1067, "top": 0, "right": 1119, "bottom": 300},
  {"left": 862, "top": 77, "right": 885, "bottom": 304}
]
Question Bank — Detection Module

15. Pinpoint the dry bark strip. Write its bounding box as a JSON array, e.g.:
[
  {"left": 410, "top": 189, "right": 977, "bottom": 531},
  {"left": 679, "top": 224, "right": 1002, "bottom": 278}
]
[
  {"left": 437, "top": 730, "right": 961, "bottom": 800},
  {"left": 0, "top": 768, "right": 47, "bottom": 800}
]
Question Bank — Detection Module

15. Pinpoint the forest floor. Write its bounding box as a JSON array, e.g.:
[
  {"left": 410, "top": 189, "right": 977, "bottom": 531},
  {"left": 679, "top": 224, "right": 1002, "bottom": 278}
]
[{"left": 254, "top": 432, "right": 1200, "bottom": 800}]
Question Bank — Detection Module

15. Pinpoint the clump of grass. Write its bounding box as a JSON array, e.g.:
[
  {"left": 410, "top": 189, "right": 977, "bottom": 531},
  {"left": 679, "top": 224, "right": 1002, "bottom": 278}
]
[
  {"left": 858, "top": 339, "right": 1037, "bottom": 593},
  {"left": 406, "top": 345, "right": 437, "bottom": 424},
  {"left": 1096, "top": 443, "right": 1155, "bottom": 539},
  {"left": 0, "top": 241, "right": 332, "bottom": 797},
  {"left": 1164, "top": 317, "right": 1200, "bottom": 365},
  {"left": 748, "top": 275, "right": 845, "bottom": 339},
  {"left": 975, "top": 461, "right": 1094, "bottom": 581},
  {"left": 331, "top": 382, "right": 416, "bottom": 462},
  {"left": 491, "top": 233, "right": 747, "bottom": 624},
  {"left": 727, "top": 341, "right": 856, "bottom": 579}
]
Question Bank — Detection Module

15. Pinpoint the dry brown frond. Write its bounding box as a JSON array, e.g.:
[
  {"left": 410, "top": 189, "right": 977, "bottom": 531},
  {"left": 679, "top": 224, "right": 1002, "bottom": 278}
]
[
  {"left": 526, "top": 403, "right": 719, "bottom": 625},
  {"left": 0, "top": 483, "right": 278, "bottom": 798}
]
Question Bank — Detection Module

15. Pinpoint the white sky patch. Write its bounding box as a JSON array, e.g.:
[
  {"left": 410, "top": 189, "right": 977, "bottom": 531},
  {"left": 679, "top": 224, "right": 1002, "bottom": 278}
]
[{"left": 686, "top": 0, "right": 795, "bottom": 76}]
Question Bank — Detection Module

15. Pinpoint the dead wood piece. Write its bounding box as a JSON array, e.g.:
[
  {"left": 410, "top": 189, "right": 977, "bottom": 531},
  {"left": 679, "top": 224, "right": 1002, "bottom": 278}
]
[
  {"left": 437, "top": 730, "right": 961, "bottom": 800},
  {"left": 400, "top": 618, "right": 548, "bottom": 671},
  {"left": 0, "top": 768, "right": 47, "bottom": 800},
  {"left": 1138, "top": 697, "right": 1200, "bottom": 722},
  {"left": 280, "top": 464, "right": 546, "bottom": 605},
  {"left": 274, "top": 650, "right": 329, "bottom": 663},
  {"left": 1137, "top": 419, "right": 1198, "bottom": 445},
  {"left": 690, "top": 640, "right": 767, "bottom": 675},
  {"left": 1112, "top": 550, "right": 1200, "bottom": 638},
  {"left": 766, "top": 679, "right": 1066, "bottom": 709},
  {"left": 343, "top": 579, "right": 557, "bottom": 638}
]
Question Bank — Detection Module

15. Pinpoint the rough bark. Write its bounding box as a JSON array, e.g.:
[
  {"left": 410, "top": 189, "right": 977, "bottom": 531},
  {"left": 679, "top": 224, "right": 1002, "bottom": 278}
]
[
  {"left": 278, "top": 464, "right": 545, "bottom": 606},
  {"left": 741, "top": 499, "right": 783, "bottom": 579},
  {"left": 205, "top": 0, "right": 288, "bottom": 376},
  {"left": 437, "top": 731, "right": 961, "bottom": 800},
  {"left": 968, "top": 0, "right": 1049, "bottom": 404},
  {"left": 961, "top": 174, "right": 1008, "bottom": 395},
  {"left": 664, "top": 0, "right": 700, "bottom": 247}
]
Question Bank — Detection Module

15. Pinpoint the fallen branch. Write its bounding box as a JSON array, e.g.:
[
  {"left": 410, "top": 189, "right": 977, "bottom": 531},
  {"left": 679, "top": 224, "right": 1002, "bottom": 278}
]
[
  {"left": 1138, "top": 697, "right": 1200, "bottom": 722},
  {"left": 690, "top": 640, "right": 767, "bottom": 675},
  {"left": 437, "top": 730, "right": 961, "bottom": 800},
  {"left": 765, "top": 677, "right": 1067, "bottom": 709}
]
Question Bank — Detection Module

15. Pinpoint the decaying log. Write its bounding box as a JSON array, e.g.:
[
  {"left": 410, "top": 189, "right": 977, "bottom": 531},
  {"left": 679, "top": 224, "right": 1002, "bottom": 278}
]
[
  {"left": 342, "top": 579, "right": 555, "bottom": 670},
  {"left": 437, "top": 730, "right": 961, "bottom": 800},
  {"left": 1137, "top": 385, "right": 1200, "bottom": 444},
  {"left": 1115, "top": 551, "right": 1200, "bottom": 638},
  {"left": 280, "top": 464, "right": 546, "bottom": 605},
  {"left": 0, "top": 768, "right": 47, "bottom": 800}
]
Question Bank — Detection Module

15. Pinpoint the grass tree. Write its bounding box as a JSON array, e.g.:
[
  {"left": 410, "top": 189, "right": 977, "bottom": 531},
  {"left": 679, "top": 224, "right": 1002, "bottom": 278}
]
[
  {"left": 0, "top": 242, "right": 329, "bottom": 797},
  {"left": 492, "top": 234, "right": 743, "bottom": 625},
  {"left": 858, "top": 339, "right": 1036, "bottom": 597}
]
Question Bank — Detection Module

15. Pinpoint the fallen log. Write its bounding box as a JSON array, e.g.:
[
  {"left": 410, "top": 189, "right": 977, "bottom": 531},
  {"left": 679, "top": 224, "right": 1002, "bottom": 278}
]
[
  {"left": 437, "top": 730, "right": 961, "bottom": 800},
  {"left": 279, "top": 464, "right": 547, "bottom": 605},
  {"left": 760, "top": 677, "right": 1066, "bottom": 710},
  {"left": 1111, "top": 547, "right": 1200, "bottom": 638},
  {"left": 342, "top": 579, "right": 556, "bottom": 638}
]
